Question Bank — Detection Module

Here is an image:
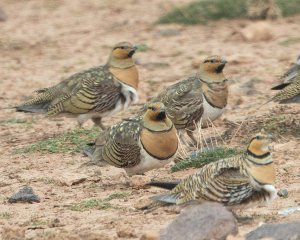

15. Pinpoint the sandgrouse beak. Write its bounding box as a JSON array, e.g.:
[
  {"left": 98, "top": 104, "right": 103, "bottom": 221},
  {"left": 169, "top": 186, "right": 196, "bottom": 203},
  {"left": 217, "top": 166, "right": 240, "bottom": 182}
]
[
  {"left": 217, "top": 59, "right": 227, "bottom": 72},
  {"left": 156, "top": 109, "right": 166, "bottom": 120},
  {"left": 128, "top": 46, "right": 137, "bottom": 57}
]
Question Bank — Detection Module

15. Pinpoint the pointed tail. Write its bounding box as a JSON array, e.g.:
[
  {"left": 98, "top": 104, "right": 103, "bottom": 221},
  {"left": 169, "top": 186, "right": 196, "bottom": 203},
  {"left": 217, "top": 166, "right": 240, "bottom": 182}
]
[{"left": 146, "top": 181, "right": 180, "bottom": 190}]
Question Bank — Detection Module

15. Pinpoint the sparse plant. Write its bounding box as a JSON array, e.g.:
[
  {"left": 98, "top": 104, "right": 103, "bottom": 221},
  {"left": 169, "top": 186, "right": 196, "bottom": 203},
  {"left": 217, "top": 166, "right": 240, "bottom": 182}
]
[
  {"left": 68, "top": 192, "right": 129, "bottom": 212},
  {"left": 69, "top": 198, "right": 121, "bottom": 212},
  {"left": 157, "top": 0, "right": 300, "bottom": 25},
  {"left": 105, "top": 192, "right": 130, "bottom": 201},
  {"left": 31, "top": 219, "right": 50, "bottom": 227},
  {"left": 0, "top": 212, "right": 12, "bottom": 219},
  {"left": 135, "top": 43, "right": 152, "bottom": 52},
  {"left": 0, "top": 118, "right": 35, "bottom": 127},
  {"left": 172, "top": 147, "right": 241, "bottom": 172},
  {"left": 12, "top": 127, "right": 100, "bottom": 154},
  {"left": 223, "top": 110, "right": 300, "bottom": 142},
  {"left": 173, "top": 118, "right": 240, "bottom": 172}
]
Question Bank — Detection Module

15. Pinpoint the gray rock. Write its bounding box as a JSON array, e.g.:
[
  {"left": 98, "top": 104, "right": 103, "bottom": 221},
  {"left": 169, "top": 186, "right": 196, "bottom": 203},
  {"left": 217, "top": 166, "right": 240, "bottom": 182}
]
[
  {"left": 246, "top": 222, "right": 300, "bottom": 240},
  {"left": 277, "top": 188, "right": 288, "bottom": 198},
  {"left": 160, "top": 203, "right": 238, "bottom": 240},
  {"left": 8, "top": 186, "right": 40, "bottom": 203}
]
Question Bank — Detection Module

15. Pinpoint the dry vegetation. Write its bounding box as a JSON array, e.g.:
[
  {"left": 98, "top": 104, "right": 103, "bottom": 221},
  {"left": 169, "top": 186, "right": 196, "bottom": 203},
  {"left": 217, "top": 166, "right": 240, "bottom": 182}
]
[{"left": 0, "top": 0, "right": 299, "bottom": 239}]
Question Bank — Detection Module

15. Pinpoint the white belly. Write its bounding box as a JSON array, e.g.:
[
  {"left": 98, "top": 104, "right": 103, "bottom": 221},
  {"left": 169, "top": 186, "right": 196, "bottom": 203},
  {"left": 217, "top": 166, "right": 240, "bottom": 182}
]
[
  {"left": 201, "top": 96, "right": 224, "bottom": 126},
  {"left": 125, "top": 140, "right": 177, "bottom": 176}
]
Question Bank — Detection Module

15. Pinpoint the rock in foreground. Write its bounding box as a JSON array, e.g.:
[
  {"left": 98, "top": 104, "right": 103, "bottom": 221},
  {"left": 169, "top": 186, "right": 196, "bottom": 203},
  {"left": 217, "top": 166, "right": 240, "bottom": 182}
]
[
  {"left": 160, "top": 203, "right": 237, "bottom": 240},
  {"left": 246, "top": 221, "right": 300, "bottom": 240}
]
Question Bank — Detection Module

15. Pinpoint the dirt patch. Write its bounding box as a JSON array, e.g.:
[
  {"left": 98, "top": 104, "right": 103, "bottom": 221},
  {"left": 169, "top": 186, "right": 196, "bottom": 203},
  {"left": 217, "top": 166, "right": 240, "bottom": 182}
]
[{"left": 0, "top": 0, "right": 299, "bottom": 239}]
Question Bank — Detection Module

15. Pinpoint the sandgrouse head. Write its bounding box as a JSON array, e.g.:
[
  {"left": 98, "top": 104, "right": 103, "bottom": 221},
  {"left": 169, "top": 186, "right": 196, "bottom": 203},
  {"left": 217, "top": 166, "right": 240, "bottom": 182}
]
[
  {"left": 111, "top": 42, "right": 137, "bottom": 59},
  {"left": 143, "top": 102, "right": 173, "bottom": 131},
  {"left": 202, "top": 55, "right": 227, "bottom": 74},
  {"left": 247, "top": 133, "right": 273, "bottom": 157},
  {"left": 145, "top": 102, "right": 167, "bottom": 121}
]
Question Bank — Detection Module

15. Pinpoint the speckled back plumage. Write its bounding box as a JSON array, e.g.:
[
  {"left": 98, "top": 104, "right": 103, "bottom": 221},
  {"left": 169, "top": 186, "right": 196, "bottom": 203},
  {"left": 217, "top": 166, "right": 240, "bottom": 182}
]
[
  {"left": 271, "top": 75, "right": 300, "bottom": 103},
  {"left": 152, "top": 76, "right": 204, "bottom": 130},
  {"left": 100, "top": 116, "right": 143, "bottom": 168},
  {"left": 49, "top": 66, "right": 122, "bottom": 115}
]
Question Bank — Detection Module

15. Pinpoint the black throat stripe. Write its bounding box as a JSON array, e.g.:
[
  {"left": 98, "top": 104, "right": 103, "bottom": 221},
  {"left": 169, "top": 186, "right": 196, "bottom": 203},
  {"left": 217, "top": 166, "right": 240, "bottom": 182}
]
[
  {"left": 246, "top": 150, "right": 272, "bottom": 165},
  {"left": 143, "top": 124, "right": 173, "bottom": 133}
]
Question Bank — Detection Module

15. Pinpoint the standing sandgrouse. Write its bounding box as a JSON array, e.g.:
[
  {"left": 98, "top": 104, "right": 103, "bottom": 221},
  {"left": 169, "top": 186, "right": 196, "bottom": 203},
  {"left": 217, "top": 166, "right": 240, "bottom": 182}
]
[
  {"left": 85, "top": 102, "right": 178, "bottom": 176},
  {"left": 16, "top": 42, "right": 139, "bottom": 129},
  {"left": 146, "top": 133, "right": 276, "bottom": 208},
  {"left": 148, "top": 55, "right": 228, "bottom": 143}
]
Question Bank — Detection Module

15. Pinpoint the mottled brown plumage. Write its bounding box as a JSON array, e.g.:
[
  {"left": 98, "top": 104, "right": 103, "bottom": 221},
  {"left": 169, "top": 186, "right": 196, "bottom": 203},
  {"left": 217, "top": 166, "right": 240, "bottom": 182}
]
[
  {"left": 86, "top": 102, "right": 178, "bottom": 176},
  {"left": 148, "top": 55, "right": 228, "bottom": 143},
  {"left": 16, "top": 42, "right": 139, "bottom": 128},
  {"left": 146, "top": 133, "right": 276, "bottom": 208}
]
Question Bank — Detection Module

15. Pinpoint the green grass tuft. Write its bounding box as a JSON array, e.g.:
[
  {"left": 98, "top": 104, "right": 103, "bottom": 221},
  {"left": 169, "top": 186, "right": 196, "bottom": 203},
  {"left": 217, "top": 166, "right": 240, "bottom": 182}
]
[
  {"left": 105, "top": 192, "right": 130, "bottom": 201},
  {"left": 12, "top": 127, "right": 99, "bottom": 154},
  {"left": 223, "top": 111, "right": 300, "bottom": 141},
  {"left": 0, "top": 212, "right": 13, "bottom": 219},
  {"left": 0, "top": 118, "right": 35, "bottom": 127},
  {"left": 171, "top": 147, "right": 241, "bottom": 172},
  {"left": 158, "top": 0, "right": 247, "bottom": 25},
  {"left": 135, "top": 43, "right": 152, "bottom": 52},
  {"left": 157, "top": 0, "right": 300, "bottom": 25},
  {"left": 69, "top": 191, "right": 130, "bottom": 212},
  {"left": 31, "top": 219, "right": 49, "bottom": 227},
  {"left": 69, "top": 199, "right": 117, "bottom": 212},
  {"left": 262, "top": 115, "right": 300, "bottom": 137},
  {"left": 276, "top": 0, "right": 300, "bottom": 16},
  {"left": 279, "top": 37, "right": 300, "bottom": 46}
]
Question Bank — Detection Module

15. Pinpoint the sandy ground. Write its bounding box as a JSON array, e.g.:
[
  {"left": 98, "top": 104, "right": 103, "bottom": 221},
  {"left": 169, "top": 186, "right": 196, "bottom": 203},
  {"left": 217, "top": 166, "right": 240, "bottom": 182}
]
[{"left": 0, "top": 0, "right": 299, "bottom": 239}]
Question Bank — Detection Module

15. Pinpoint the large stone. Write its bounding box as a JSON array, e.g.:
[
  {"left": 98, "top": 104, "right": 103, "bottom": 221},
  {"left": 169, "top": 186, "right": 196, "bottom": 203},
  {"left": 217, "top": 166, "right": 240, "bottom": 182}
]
[
  {"left": 57, "top": 173, "right": 88, "bottom": 186},
  {"left": 160, "top": 203, "right": 238, "bottom": 240},
  {"left": 8, "top": 186, "right": 40, "bottom": 203},
  {"left": 246, "top": 221, "right": 300, "bottom": 240}
]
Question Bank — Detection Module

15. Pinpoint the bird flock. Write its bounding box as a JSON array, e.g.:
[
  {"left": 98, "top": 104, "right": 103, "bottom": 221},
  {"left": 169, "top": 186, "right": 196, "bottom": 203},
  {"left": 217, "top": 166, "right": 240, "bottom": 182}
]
[{"left": 15, "top": 42, "right": 300, "bottom": 210}]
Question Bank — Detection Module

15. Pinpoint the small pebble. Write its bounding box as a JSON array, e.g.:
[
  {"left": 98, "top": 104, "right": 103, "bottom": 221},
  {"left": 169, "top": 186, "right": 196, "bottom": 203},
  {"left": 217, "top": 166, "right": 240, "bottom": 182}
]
[{"left": 277, "top": 189, "right": 288, "bottom": 198}]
